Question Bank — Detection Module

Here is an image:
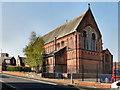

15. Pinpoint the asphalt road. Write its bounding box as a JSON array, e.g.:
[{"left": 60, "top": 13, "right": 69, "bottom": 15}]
[
  {"left": 1, "top": 73, "right": 79, "bottom": 90},
  {"left": 1, "top": 73, "right": 110, "bottom": 90}
]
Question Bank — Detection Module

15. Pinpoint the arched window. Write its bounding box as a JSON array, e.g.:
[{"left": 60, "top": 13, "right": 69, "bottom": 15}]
[
  {"left": 82, "top": 31, "right": 87, "bottom": 49},
  {"left": 92, "top": 33, "right": 95, "bottom": 40},
  {"left": 50, "top": 45, "right": 51, "bottom": 53},
  {"left": 71, "top": 38, "right": 73, "bottom": 49},
  {"left": 105, "top": 54, "right": 110, "bottom": 73},
  {"left": 67, "top": 39, "right": 69, "bottom": 49},
  {"left": 88, "top": 28, "right": 91, "bottom": 50},
  {"left": 105, "top": 54, "right": 109, "bottom": 62},
  {"left": 92, "top": 33, "right": 96, "bottom": 51},
  {"left": 83, "top": 31, "right": 86, "bottom": 37},
  {"left": 61, "top": 41, "right": 64, "bottom": 47},
  {"left": 48, "top": 46, "right": 49, "bottom": 53},
  {"left": 57, "top": 43, "right": 60, "bottom": 49},
  {"left": 52, "top": 45, "right": 54, "bottom": 51}
]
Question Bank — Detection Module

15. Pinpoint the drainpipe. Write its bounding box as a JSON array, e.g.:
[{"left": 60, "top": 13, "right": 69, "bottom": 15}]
[
  {"left": 53, "top": 37, "right": 57, "bottom": 78},
  {"left": 75, "top": 31, "right": 77, "bottom": 73}
]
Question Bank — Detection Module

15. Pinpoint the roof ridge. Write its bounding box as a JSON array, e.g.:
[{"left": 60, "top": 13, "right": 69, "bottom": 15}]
[
  {"left": 41, "top": 10, "right": 87, "bottom": 38},
  {"left": 42, "top": 8, "right": 90, "bottom": 44}
]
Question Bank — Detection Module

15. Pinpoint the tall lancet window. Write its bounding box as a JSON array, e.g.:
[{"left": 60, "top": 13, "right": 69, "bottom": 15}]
[
  {"left": 67, "top": 39, "right": 69, "bottom": 49},
  {"left": 82, "top": 31, "right": 87, "bottom": 49},
  {"left": 88, "top": 28, "right": 91, "bottom": 50},
  {"left": 71, "top": 38, "right": 73, "bottom": 49},
  {"left": 92, "top": 33, "right": 96, "bottom": 51}
]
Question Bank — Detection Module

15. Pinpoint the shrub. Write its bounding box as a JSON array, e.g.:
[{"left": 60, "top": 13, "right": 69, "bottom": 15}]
[
  {"left": 6, "top": 66, "right": 22, "bottom": 71},
  {"left": 24, "top": 67, "right": 31, "bottom": 72},
  {"left": 6, "top": 66, "right": 31, "bottom": 72},
  {"left": 36, "top": 70, "right": 42, "bottom": 73}
]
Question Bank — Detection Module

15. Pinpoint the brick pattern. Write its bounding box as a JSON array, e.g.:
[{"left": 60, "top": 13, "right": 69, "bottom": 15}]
[{"left": 43, "top": 7, "right": 113, "bottom": 76}]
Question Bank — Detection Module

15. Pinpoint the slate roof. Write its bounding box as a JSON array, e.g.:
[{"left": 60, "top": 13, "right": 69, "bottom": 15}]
[
  {"left": 45, "top": 46, "right": 66, "bottom": 57},
  {"left": 102, "top": 48, "right": 112, "bottom": 55},
  {"left": 102, "top": 48, "right": 109, "bottom": 53},
  {"left": 54, "top": 46, "right": 66, "bottom": 55},
  {"left": 1, "top": 57, "right": 14, "bottom": 64},
  {"left": 42, "top": 8, "right": 89, "bottom": 45}
]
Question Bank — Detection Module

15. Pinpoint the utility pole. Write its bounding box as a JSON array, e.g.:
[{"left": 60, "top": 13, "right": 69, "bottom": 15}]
[
  {"left": 0, "top": 49, "right": 2, "bottom": 57},
  {"left": 0, "top": 49, "right": 2, "bottom": 73}
]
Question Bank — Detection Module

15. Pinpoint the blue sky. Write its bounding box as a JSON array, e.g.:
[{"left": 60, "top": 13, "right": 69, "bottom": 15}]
[{"left": 2, "top": 2, "right": 118, "bottom": 62}]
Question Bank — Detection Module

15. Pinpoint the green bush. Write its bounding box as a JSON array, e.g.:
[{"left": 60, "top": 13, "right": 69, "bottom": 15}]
[
  {"left": 24, "top": 67, "right": 31, "bottom": 72},
  {"left": 6, "top": 66, "right": 22, "bottom": 71},
  {"left": 6, "top": 66, "right": 31, "bottom": 72},
  {"left": 36, "top": 70, "right": 42, "bottom": 73}
]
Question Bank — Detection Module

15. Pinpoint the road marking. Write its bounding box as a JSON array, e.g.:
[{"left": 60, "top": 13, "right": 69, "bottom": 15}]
[
  {"left": 1, "top": 80, "right": 16, "bottom": 89},
  {"left": 2, "top": 74, "right": 57, "bottom": 85}
]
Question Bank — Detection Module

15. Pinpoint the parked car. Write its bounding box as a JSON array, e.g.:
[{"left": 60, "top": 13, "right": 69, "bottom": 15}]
[
  {"left": 111, "top": 66, "right": 120, "bottom": 83},
  {"left": 111, "top": 80, "right": 120, "bottom": 88},
  {"left": 111, "top": 66, "right": 120, "bottom": 88}
]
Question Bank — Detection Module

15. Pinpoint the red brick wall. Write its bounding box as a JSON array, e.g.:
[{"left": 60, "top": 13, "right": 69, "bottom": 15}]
[
  {"left": 103, "top": 49, "right": 113, "bottom": 74},
  {"left": 43, "top": 8, "right": 113, "bottom": 75}
]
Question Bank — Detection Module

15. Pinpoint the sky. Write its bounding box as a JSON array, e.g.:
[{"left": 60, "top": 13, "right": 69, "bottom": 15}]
[{"left": 2, "top": 2, "right": 118, "bottom": 62}]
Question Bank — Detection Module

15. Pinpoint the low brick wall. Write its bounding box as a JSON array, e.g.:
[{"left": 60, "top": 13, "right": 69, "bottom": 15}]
[
  {"left": 2, "top": 71, "right": 111, "bottom": 88},
  {"left": 3, "top": 71, "right": 25, "bottom": 76},
  {"left": 2, "top": 71, "right": 42, "bottom": 78},
  {"left": 74, "top": 81, "right": 111, "bottom": 88}
]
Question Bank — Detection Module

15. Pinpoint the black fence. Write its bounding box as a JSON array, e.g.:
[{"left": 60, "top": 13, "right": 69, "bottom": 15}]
[{"left": 42, "top": 63, "right": 113, "bottom": 83}]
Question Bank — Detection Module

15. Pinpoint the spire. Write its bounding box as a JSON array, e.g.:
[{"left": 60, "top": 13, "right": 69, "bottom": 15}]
[{"left": 88, "top": 3, "right": 90, "bottom": 8}]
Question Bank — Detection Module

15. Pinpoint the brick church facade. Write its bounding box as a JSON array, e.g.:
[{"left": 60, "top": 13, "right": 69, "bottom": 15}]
[{"left": 42, "top": 5, "right": 113, "bottom": 77}]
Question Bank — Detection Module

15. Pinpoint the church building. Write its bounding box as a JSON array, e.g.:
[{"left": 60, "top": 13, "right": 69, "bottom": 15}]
[{"left": 42, "top": 4, "right": 113, "bottom": 78}]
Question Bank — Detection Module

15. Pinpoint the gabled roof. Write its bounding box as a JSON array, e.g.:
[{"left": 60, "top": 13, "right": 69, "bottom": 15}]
[
  {"left": 102, "top": 48, "right": 112, "bottom": 55},
  {"left": 54, "top": 46, "right": 66, "bottom": 55},
  {"left": 18, "top": 55, "right": 26, "bottom": 62},
  {"left": 1, "top": 57, "right": 15, "bottom": 63},
  {"left": 3, "top": 57, "right": 14, "bottom": 60},
  {"left": 42, "top": 9, "right": 88, "bottom": 45},
  {"left": 45, "top": 46, "right": 66, "bottom": 57},
  {"left": 42, "top": 7, "right": 101, "bottom": 45}
]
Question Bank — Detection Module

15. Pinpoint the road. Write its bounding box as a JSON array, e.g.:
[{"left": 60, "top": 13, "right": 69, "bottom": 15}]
[
  {"left": 1, "top": 73, "right": 79, "bottom": 90},
  {"left": 1, "top": 73, "right": 109, "bottom": 90}
]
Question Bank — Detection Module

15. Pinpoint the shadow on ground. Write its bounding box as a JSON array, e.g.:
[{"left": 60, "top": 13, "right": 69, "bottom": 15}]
[{"left": 2, "top": 82, "right": 79, "bottom": 90}]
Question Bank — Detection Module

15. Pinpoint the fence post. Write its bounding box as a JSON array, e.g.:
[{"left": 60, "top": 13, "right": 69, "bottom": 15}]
[
  {"left": 54, "top": 66, "right": 55, "bottom": 79},
  {"left": 61, "top": 65, "right": 63, "bottom": 79},
  {"left": 82, "top": 64, "right": 84, "bottom": 81},
  {"left": 115, "top": 62, "right": 116, "bottom": 82},
  {"left": 96, "top": 64, "right": 98, "bottom": 82}
]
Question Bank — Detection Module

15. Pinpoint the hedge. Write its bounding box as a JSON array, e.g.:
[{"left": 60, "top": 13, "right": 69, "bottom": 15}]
[{"left": 6, "top": 66, "right": 31, "bottom": 72}]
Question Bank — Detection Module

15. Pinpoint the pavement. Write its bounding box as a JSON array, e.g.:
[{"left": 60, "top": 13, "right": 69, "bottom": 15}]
[{"left": 1, "top": 73, "right": 110, "bottom": 90}]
